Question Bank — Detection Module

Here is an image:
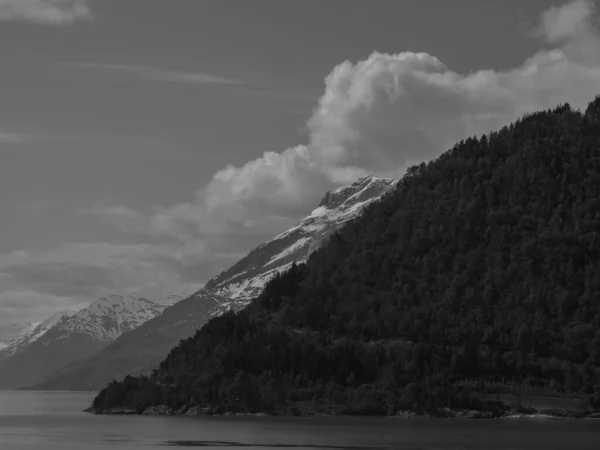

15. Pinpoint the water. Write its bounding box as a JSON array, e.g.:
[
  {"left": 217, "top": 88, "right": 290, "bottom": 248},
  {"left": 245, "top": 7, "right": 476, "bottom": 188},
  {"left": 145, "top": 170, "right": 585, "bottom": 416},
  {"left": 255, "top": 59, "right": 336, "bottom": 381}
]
[{"left": 0, "top": 391, "right": 599, "bottom": 449}]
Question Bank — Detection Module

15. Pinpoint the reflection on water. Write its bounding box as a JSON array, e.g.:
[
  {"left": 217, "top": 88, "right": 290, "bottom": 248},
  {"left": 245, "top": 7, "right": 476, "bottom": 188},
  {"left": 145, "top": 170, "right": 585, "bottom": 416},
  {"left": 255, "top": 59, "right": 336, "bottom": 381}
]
[{"left": 0, "top": 391, "right": 599, "bottom": 449}]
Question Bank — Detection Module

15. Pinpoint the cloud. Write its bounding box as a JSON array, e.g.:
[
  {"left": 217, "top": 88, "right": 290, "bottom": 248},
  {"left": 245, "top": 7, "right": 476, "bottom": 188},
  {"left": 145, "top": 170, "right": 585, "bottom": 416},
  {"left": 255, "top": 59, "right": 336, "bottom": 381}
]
[
  {"left": 0, "top": 130, "right": 169, "bottom": 148},
  {"left": 0, "top": 243, "right": 179, "bottom": 314},
  {"left": 534, "top": 0, "right": 600, "bottom": 65},
  {"left": 4, "top": 1, "right": 600, "bottom": 326},
  {"left": 64, "top": 62, "right": 321, "bottom": 101},
  {"left": 98, "top": 0, "right": 599, "bottom": 248},
  {"left": 535, "top": 0, "right": 595, "bottom": 44},
  {"left": 0, "top": 290, "right": 84, "bottom": 324},
  {"left": 82, "top": 205, "right": 150, "bottom": 235},
  {"left": 0, "top": 239, "right": 224, "bottom": 323},
  {"left": 0, "top": 132, "right": 27, "bottom": 144},
  {"left": 82, "top": 203, "right": 275, "bottom": 272},
  {"left": 0, "top": 0, "right": 92, "bottom": 25},
  {"left": 66, "top": 62, "right": 244, "bottom": 86}
]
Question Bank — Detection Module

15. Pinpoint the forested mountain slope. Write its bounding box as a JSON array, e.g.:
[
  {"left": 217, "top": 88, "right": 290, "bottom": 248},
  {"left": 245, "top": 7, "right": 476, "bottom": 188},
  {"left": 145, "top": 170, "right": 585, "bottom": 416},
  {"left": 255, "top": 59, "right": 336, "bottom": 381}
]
[{"left": 93, "top": 98, "right": 600, "bottom": 416}]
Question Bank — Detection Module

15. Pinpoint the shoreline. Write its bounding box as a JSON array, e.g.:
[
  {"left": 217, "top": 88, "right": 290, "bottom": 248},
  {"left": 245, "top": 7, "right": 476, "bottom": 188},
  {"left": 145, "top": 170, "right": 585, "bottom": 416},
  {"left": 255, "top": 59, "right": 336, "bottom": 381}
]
[{"left": 85, "top": 405, "right": 600, "bottom": 421}]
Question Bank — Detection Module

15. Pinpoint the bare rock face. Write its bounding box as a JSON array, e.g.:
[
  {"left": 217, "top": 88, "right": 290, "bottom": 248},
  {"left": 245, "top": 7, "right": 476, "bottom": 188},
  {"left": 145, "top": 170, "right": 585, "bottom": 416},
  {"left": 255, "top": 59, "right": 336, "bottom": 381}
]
[{"left": 142, "top": 405, "right": 173, "bottom": 416}]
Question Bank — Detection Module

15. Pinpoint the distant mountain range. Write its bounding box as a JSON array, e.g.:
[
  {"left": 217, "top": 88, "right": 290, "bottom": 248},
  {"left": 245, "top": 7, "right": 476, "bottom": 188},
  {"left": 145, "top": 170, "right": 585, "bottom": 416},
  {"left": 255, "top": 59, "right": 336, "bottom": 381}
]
[
  {"left": 32, "top": 175, "right": 397, "bottom": 391},
  {"left": 0, "top": 284, "right": 199, "bottom": 389}
]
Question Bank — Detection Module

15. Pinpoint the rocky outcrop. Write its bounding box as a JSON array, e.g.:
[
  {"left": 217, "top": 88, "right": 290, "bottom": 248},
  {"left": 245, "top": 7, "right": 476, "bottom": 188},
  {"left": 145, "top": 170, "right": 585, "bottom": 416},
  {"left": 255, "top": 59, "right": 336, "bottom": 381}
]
[{"left": 142, "top": 405, "right": 174, "bottom": 416}]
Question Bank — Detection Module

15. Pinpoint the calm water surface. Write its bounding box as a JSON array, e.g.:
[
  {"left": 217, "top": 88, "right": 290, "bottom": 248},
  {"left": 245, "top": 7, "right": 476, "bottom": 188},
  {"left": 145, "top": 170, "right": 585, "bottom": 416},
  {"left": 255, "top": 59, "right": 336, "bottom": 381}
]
[{"left": 0, "top": 391, "right": 598, "bottom": 449}]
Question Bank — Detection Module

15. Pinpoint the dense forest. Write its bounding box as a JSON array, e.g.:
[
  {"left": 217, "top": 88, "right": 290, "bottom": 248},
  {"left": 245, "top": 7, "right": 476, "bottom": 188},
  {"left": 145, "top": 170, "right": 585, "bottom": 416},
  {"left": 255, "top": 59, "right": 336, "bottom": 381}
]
[{"left": 93, "top": 97, "right": 600, "bottom": 417}]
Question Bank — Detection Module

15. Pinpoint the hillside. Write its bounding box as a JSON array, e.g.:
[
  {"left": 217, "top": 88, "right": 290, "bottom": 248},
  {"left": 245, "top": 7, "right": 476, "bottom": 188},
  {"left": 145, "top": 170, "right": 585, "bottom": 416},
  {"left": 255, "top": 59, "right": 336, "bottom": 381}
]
[
  {"left": 0, "top": 287, "right": 193, "bottom": 389},
  {"left": 92, "top": 98, "right": 600, "bottom": 417},
  {"left": 33, "top": 176, "right": 396, "bottom": 391}
]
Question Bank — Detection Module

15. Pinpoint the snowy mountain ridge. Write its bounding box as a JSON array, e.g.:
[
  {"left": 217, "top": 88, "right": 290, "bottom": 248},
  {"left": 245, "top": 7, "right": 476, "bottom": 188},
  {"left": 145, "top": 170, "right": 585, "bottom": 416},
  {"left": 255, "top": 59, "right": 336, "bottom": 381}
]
[
  {"left": 58, "top": 295, "right": 169, "bottom": 341},
  {"left": 31, "top": 175, "right": 397, "bottom": 390},
  {"left": 200, "top": 175, "right": 397, "bottom": 313},
  {"left": 0, "top": 283, "right": 199, "bottom": 364}
]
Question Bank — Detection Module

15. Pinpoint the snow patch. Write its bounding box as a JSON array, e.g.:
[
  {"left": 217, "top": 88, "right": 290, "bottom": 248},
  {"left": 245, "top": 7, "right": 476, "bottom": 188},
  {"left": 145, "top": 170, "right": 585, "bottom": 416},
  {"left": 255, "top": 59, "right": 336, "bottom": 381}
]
[
  {"left": 214, "top": 262, "right": 296, "bottom": 302},
  {"left": 309, "top": 206, "right": 329, "bottom": 217},
  {"left": 266, "top": 237, "right": 311, "bottom": 266},
  {"left": 216, "top": 270, "right": 248, "bottom": 287}
]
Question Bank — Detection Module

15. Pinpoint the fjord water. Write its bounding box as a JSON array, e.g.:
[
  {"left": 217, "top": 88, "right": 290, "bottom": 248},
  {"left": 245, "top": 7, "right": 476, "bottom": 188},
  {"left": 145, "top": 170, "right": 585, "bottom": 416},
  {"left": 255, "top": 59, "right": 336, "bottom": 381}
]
[{"left": 1, "top": 391, "right": 599, "bottom": 449}]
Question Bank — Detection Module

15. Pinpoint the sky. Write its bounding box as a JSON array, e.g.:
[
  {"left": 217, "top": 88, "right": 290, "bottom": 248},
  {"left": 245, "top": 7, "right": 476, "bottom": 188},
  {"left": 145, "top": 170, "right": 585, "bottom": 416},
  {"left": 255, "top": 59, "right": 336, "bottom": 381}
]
[{"left": 1, "top": 0, "right": 600, "bottom": 326}]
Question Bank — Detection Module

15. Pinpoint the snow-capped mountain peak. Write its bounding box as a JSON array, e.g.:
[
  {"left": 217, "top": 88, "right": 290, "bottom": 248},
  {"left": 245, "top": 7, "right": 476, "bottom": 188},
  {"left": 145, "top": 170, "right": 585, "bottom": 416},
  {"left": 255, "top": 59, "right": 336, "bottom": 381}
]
[
  {"left": 0, "top": 284, "right": 198, "bottom": 389},
  {"left": 60, "top": 294, "right": 169, "bottom": 341},
  {"left": 30, "top": 309, "right": 77, "bottom": 337},
  {"left": 199, "top": 175, "right": 397, "bottom": 311},
  {"left": 318, "top": 175, "right": 392, "bottom": 210},
  {"left": 0, "top": 285, "right": 194, "bottom": 365}
]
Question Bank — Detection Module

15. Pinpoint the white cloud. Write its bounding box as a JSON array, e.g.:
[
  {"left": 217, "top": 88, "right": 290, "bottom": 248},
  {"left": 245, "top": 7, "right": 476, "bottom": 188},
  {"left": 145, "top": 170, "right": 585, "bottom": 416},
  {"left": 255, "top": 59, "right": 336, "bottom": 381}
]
[
  {"left": 82, "top": 205, "right": 151, "bottom": 235},
  {"left": 66, "top": 62, "right": 244, "bottom": 85},
  {"left": 64, "top": 62, "right": 321, "bottom": 100},
  {"left": 0, "top": 132, "right": 27, "bottom": 144},
  {"left": 0, "top": 289, "right": 84, "bottom": 324},
  {"left": 535, "top": 0, "right": 595, "bottom": 44},
  {"left": 534, "top": 0, "right": 600, "bottom": 65},
  {"left": 0, "top": 0, "right": 92, "bottom": 25},
  {"left": 0, "top": 243, "right": 182, "bottom": 318},
  {"left": 0, "top": 239, "right": 234, "bottom": 323},
  {"left": 110, "top": 0, "right": 600, "bottom": 246}
]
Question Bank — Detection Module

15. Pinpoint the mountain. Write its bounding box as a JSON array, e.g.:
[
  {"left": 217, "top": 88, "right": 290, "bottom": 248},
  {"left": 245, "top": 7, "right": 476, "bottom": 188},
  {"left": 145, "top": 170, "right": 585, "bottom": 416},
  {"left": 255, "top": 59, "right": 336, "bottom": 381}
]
[
  {"left": 0, "top": 321, "right": 41, "bottom": 358},
  {"left": 0, "top": 322, "right": 39, "bottom": 345},
  {"left": 0, "top": 310, "right": 77, "bottom": 363},
  {"left": 91, "top": 98, "right": 600, "bottom": 417},
  {"left": 202, "top": 175, "right": 397, "bottom": 312},
  {"left": 33, "top": 176, "right": 397, "bottom": 391},
  {"left": 0, "top": 287, "right": 193, "bottom": 389}
]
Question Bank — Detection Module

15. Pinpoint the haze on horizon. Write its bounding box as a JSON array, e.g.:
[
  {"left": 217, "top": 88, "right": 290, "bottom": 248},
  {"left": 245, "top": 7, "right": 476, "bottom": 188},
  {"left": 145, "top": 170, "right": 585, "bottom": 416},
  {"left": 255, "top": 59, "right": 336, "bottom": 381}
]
[{"left": 1, "top": 0, "right": 600, "bottom": 326}]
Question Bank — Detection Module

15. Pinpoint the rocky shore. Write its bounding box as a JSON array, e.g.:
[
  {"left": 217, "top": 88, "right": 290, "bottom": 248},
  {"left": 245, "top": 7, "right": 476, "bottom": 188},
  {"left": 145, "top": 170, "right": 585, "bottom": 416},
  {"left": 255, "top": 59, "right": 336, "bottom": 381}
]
[{"left": 85, "top": 403, "right": 600, "bottom": 420}]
